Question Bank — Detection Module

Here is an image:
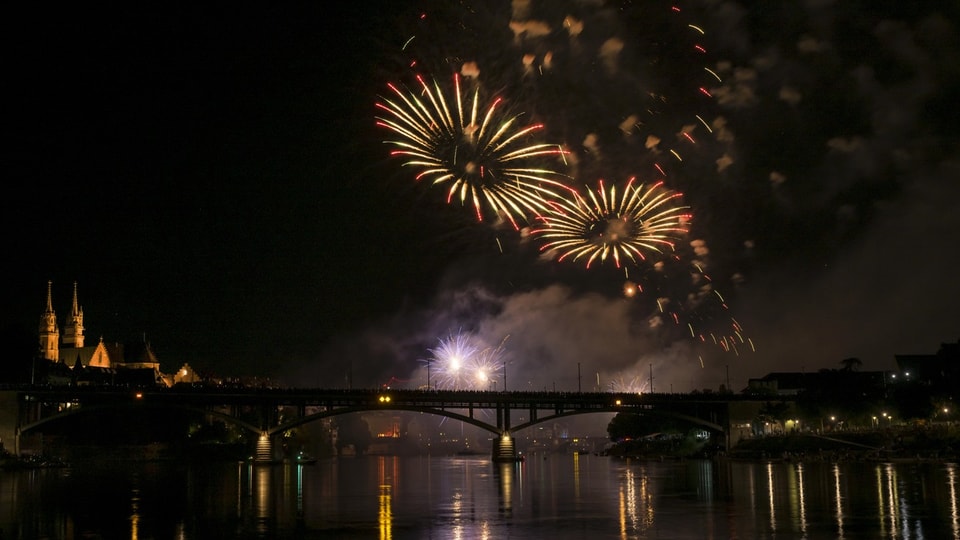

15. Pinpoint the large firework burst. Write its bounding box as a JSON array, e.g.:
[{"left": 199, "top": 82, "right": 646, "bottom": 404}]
[
  {"left": 531, "top": 177, "right": 691, "bottom": 268},
  {"left": 375, "top": 73, "right": 572, "bottom": 230}
]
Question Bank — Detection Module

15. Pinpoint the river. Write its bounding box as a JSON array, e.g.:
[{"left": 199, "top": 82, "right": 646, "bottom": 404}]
[{"left": 1, "top": 454, "right": 958, "bottom": 539}]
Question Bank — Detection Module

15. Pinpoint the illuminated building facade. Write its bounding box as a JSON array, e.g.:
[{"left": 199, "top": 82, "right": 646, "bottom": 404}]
[{"left": 36, "top": 280, "right": 199, "bottom": 386}]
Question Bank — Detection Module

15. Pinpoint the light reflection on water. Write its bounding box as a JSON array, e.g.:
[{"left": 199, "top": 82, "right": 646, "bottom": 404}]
[
  {"left": 835, "top": 462, "right": 846, "bottom": 539},
  {"left": 950, "top": 463, "right": 960, "bottom": 538},
  {"left": 2, "top": 456, "right": 960, "bottom": 539}
]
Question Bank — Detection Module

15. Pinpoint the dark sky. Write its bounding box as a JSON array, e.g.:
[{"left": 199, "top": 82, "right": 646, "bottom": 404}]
[{"left": 5, "top": 1, "right": 959, "bottom": 391}]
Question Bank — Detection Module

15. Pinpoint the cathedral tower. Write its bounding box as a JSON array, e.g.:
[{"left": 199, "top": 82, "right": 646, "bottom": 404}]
[
  {"left": 62, "top": 281, "right": 85, "bottom": 348},
  {"left": 38, "top": 280, "right": 59, "bottom": 362}
]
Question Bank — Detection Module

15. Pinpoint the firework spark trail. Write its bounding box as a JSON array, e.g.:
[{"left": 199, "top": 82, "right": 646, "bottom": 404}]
[
  {"left": 375, "top": 73, "right": 572, "bottom": 230},
  {"left": 531, "top": 177, "right": 691, "bottom": 269}
]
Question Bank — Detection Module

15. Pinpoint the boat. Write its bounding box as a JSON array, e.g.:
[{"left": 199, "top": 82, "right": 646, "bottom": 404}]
[{"left": 293, "top": 452, "right": 318, "bottom": 465}]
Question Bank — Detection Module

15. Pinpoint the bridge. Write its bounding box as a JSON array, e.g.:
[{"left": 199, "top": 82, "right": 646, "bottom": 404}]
[{"left": 2, "top": 386, "right": 785, "bottom": 462}]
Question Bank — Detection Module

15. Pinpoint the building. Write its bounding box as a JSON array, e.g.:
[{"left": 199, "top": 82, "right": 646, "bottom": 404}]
[
  {"left": 893, "top": 340, "right": 960, "bottom": 390},
  {"left": 746, "top": 369, "right": 887, "bottom": 398},
  {"left": 35, "top": 281, "right": 200, "bottom": 387}
]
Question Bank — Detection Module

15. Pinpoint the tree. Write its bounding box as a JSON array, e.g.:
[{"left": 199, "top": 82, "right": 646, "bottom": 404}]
[
  {"left": 840, "top": 357, "right": 863, "bottom": 372},
  {"left": 334, "top": 414, "right": 373, "bottom": 455},
  {"left": 607, "top": 413, "right": 644, "bottom": 441},
  {"left": 756, "top": 401, "right": 793, "bottom": 433},
  {"left": 607, "top": 412, "right": 685, "bottom": 441}
]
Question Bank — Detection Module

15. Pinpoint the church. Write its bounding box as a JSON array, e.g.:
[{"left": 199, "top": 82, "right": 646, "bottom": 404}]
[{"left": 36, "top": 281, "right": 200, "bottom": 387}]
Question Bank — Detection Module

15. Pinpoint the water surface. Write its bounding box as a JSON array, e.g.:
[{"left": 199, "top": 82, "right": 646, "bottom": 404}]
[{"left": 1, "top": 455, "right": 958, "bottom": 539}]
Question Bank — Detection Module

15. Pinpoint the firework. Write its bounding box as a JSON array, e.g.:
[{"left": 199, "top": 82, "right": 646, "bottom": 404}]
[
  {"left": 425, "top": 331, "right": 508, "bottom": 390},
  {"left": 375, "top": 73, "right": 572, "bottom": 230},
  {"left": 385, "top": 3, "right": 754, "bottom": 359},
  {"left": 392, "top": 2, "right": 725, "bottom": 182},
  {"left": 627, "top": 253, "right": 755, "bottom": 356},
  {"left": 531, "top": 177, "right": 690, "bottom": 269},
  {"left": 607, "top": 374, "right": 649, "bottom": 394}
]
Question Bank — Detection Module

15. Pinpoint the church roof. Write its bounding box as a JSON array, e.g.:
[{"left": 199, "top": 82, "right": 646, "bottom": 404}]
[
  {"left": 60, "top": 346, "right": 101, "bottom": 368},
  {"left": 123, "top": 340, "right": 159, "bottom": 364}
]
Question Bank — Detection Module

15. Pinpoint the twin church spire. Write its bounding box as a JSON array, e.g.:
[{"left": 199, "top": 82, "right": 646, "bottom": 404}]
[
  {"left": 62, "top": 281, "right": 85, "bottom": 348},
  {"left": 38, "top": 280, "right": 85, "bottom": 362}
]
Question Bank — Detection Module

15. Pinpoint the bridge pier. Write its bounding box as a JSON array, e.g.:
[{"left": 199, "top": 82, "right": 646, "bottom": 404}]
[
  {"left": 254, "top": 432, "right": 274, "bottom": 464},
  {"left": 492, "top": 433, "right": 520, "bottom": 463},
  {"left": 496, "top": 403, "right": 511, "bottom": 431}
]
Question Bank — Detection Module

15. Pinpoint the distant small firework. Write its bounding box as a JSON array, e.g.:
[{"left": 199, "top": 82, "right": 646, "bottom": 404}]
[
  {"left": 425, "top": 331, "right": 476, "bottom": 390},
  {"left": 531, "top": 178, "right": 690, "bottom": 269},
  {"left": 607, "top": 374, "right": 648, "bottom": 394},
  {"left": 375, "top": 73, "right": 571, "bottom": 230},
  {"left": 425, "top": 331, "right": 508, "bottom": 390}
]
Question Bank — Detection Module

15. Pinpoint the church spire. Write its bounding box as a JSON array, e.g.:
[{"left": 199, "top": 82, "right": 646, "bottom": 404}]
[
  {"left": 39, "top": 280, "right": 60, "bottom": 362},
  {"left": 63, "top": 281, "right": 85, "bottom": 348}
]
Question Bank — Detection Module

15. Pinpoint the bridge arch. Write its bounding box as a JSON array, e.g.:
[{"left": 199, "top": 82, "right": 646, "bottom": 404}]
[
  {"left": 511, "top": 407, "right": 724, "bottom": 434},
  {"left": 269, "top": 405, "right": 503, "bottom": 438},
  {"left": 11, "top": 387, "right": 752, "bottom": 460},
  {"left": 18, "top": 401, "right": 263, "bottom": 438},
  {"left": 268, "top": 404, "right": 722, "bottom": 439},
  {"left": 23, "top": 402, "right": 725, "bottom": 441}
]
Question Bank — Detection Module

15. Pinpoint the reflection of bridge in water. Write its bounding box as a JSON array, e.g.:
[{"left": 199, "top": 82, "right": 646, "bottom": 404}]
[{"left": 6, "top": 386, "right": 785, "bottom": 461}]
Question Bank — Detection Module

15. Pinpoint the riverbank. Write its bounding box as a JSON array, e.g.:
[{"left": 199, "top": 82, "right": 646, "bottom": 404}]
[
  {"left": 728, "top": 427, "right": 960, "bottom": 462},
  {"left": 608, "top": 425, "right": 960, "bottom": 462},
  {"left": 0, "top": 453, "right": 69, "bottom": 470}
]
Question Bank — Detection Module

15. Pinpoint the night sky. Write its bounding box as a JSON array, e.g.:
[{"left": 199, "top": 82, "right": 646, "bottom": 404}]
[{"left": 5, "top": 1, "right": 959, "bottom": 392}]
